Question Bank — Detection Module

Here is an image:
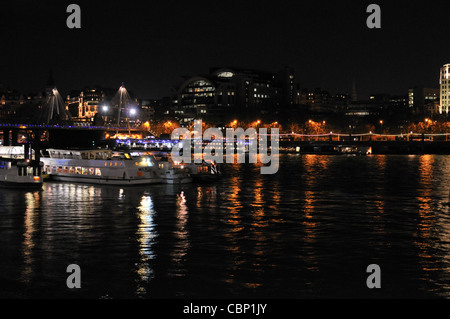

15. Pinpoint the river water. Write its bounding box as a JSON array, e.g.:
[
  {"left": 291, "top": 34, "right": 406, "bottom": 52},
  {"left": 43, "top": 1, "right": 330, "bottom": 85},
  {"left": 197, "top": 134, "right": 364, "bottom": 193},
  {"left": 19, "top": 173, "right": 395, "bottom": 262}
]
[{"left": 1, "top": 154, "right": 450, "bottom": 299}]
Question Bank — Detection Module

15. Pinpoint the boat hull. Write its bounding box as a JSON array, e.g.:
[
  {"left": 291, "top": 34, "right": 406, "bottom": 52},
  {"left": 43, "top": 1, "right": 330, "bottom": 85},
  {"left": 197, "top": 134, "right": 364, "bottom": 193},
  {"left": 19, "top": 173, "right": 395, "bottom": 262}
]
[
  {"left": 191, "top": 174, "right": 221, "bottom": 182},
  {"left": 0, "top": 180, "right": 42, "bottom": 189},
  {"left": 163, "top": 176, "right": 193, "bottom": 184},
  {"left": 49, "top": 174, "right": 161, "bottom": 186}
]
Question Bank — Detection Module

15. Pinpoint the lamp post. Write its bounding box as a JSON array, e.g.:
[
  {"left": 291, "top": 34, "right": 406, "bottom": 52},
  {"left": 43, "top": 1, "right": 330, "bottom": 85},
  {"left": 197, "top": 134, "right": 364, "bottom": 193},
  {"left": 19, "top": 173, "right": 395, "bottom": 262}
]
[{"left": 101, "top": 105, "right": 109, "bottom": 124}]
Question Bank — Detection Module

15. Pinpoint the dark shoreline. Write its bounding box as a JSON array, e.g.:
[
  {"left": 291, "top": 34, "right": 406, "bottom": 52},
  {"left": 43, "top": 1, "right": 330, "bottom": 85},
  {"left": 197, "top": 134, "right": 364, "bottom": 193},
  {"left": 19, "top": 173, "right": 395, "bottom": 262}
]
[{"left": 280, "top": 140, "right": 450, "bottom": 155}]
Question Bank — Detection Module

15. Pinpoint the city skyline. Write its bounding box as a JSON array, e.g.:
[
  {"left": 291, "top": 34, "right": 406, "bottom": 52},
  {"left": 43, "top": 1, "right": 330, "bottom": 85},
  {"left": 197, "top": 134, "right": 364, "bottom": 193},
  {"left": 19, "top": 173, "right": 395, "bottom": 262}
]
[
  {"left": 1, "top": 1, "right": 449, "bottom": 100},
  {"left": 3, "top": 1, "right": 450, "bottom": 303}
]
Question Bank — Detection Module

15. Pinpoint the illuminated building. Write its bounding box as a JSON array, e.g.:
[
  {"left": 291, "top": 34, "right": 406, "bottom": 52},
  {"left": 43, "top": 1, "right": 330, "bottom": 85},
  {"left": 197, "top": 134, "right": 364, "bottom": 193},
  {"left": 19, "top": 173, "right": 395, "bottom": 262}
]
[
  {"left": 173, "top": 76, "right": 215, "bottom": 123},
  {"left": 66, "top": 87, "right": 106, "bottom": 121},
  {"left": 408, "top": 86, "right": 439, "bottom": 115},
  {"left": 171, "top": 66, "right": 295, "bottom": 124},
  {"left": 440, "top": 63, "right": 450, "bottom": 114},
  {"left": 278, "top": 66, "right": 296, "bottom": 107}
]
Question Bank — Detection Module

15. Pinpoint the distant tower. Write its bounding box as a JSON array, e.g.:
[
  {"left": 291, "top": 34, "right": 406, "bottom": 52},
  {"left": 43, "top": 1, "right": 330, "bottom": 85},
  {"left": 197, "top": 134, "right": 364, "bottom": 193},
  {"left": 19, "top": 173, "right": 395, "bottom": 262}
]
[
  {"left": 39, "top": 69, "right": 72, "bottom": 124},
  {"left": 440, "top": 63, "right": 450, "bottom": 114},
  {"left": 112, "top": 82, "right": 134, "bottom": 125},
  {"left": 45, "top": 70, "right": 56, "bottom": 96},
  {"left": 351, "top": 79, "right": 358, "bottom": 102}
]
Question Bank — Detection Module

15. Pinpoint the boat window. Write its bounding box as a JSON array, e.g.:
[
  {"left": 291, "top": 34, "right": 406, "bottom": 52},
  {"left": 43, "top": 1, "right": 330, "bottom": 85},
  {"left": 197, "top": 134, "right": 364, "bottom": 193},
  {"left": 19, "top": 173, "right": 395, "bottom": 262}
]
[
  {"left": 140, "top": 157, "right": 153, "bottom": 167},
  {"left": 82, "top": 167, "right": 88, "bottom": 175},
  {"left": 69, "top": 167, "right": 75, "bottom": 174},
  {"left": 95, "top": 168, "right": 101, "bottom": 176},
  {"left": 57, "top": 166, "right": 63, "bottom": 173},
  {"left": 63, "top": 167, "right": 69, "bottom": 173},
  {"left": 76, "top": 167, "right": 82, "bottom": 174},
  {"left": 89, "top": 168, "right": 95, "bottom": 175}
]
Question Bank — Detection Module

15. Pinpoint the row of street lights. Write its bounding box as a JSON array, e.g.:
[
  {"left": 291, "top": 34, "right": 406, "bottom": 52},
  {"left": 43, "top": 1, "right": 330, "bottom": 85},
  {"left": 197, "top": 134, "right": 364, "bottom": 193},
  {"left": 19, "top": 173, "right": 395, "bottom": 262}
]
[{"left": 101, "top": 105, "right": 138, "bottom": 117}]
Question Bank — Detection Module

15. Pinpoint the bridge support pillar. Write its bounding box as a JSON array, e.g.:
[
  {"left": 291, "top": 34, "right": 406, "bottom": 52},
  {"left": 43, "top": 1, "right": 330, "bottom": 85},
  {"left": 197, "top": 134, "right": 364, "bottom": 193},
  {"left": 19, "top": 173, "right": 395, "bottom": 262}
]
[{"left": 2, "top": 130, "right": 13, "bottom": 146}]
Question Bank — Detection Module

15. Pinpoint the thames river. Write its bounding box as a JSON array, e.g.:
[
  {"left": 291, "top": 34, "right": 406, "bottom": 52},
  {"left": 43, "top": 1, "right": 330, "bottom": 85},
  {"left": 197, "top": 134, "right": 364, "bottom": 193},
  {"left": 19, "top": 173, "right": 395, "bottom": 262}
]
[{"left": 1, "top": 154, "right": 450, "bottom": 298}]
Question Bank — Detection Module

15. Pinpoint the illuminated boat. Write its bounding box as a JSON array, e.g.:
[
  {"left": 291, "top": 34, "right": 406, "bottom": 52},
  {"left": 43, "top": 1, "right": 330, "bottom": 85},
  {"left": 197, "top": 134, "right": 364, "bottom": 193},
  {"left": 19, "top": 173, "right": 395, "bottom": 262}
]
[
  {"left": 41, "top": 149, "right": 162, "bottom": 185},
  {"left": 149, "top": 151, "right": 221, "bottom": 182},
  {"left": 182, "top": 160, "right": 222, "bottom": 182},
  {"left": 0, "top": 146, "right": 43, "bottom": 188},
  {"left": 135, "top": 151, "right": 192, "bottom": 184}
]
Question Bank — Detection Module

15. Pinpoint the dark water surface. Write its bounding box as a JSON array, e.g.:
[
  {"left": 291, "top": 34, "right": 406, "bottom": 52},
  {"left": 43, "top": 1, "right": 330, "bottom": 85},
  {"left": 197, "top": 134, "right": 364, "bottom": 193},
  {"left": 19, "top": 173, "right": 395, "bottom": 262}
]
[{"left": 1, "top": 154, "right": 450, "bottom": 299}]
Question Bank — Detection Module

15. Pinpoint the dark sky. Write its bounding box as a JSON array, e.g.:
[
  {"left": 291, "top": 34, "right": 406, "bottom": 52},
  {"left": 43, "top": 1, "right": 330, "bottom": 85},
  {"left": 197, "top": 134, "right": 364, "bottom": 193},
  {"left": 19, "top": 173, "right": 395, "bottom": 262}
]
[{"left": 0, "top": 0, "right": 449, "bottom": 100}]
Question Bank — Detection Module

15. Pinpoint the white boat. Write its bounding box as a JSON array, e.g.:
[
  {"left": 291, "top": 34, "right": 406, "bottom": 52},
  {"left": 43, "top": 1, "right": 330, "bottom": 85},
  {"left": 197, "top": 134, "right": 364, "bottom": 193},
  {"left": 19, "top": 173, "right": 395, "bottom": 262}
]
[
  {"left": 147, "top": 150, "right": 220, "bottom": 183},
  {"left": 41, "top": 149, "right": 162, "bottom": 185},
  {"left": 157, "top": 160, "right": 192, "bottom": 184},
  {"left": 182, "top": 160, "right": 222, "bottom": 182},
  {"left": 134, "top": 151, "right": 193, "bottom": 184},
  {"left": 0, "top": 146, "right": 43, "bottom": 188}
]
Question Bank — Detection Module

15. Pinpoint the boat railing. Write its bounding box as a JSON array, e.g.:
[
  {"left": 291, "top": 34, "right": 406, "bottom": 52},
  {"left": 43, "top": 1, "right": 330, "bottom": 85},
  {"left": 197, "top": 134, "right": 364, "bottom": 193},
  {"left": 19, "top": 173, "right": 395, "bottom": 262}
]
[{"left": 47, "top": 149, "right": 113, "bottom": 160}]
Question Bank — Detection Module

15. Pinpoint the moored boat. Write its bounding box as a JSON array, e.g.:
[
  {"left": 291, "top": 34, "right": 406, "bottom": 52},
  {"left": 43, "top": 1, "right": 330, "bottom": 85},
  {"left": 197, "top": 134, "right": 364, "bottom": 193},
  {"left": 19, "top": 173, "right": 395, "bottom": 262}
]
[
  {"left": 142, "top": 151, "right": 192, "bottom": 184},
  {"left": 0, "top": 146, "right": 43, "bottom": 188},
  {"left": 41, "top": 149, "right": 162, "bottom": 185},
  {"left": 182, "top": 160, "right": 222, "bottom": 182}
]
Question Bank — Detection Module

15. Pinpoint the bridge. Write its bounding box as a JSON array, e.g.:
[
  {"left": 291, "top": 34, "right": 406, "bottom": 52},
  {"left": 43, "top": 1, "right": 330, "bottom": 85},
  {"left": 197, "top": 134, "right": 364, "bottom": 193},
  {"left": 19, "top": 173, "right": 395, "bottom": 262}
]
[
  {"left": 0, "top": 83, "right": 153, "bottom": 148},
  {"left": 0, "top": 123, "right": 150, "bottom": 148}
]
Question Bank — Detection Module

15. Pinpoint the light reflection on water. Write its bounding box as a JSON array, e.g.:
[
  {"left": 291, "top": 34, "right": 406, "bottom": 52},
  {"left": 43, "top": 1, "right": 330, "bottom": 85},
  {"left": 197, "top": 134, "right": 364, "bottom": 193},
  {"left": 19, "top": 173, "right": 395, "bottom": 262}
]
[
  {"left": 136, "top": 194, "right": 156, "bottom": 296},
  {"left": 1, "top": 154, "right": 450, "bottom": 298}
]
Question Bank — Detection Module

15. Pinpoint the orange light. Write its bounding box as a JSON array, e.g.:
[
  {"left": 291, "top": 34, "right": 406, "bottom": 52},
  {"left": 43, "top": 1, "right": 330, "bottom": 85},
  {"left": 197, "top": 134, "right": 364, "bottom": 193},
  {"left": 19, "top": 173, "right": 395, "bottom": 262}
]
[{"left": 33, "top": 176, "right": 40, "bottom": 181}]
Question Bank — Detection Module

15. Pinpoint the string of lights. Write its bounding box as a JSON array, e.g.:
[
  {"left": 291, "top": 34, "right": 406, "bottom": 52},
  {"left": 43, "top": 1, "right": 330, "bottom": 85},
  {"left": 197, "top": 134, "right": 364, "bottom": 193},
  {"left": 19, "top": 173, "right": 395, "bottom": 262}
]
[
  {"left": 259, "top": 132, "right": 450, "bottom": 137},
  {"left": 1, "top": 123, "right": 450, "bottom": 138}
]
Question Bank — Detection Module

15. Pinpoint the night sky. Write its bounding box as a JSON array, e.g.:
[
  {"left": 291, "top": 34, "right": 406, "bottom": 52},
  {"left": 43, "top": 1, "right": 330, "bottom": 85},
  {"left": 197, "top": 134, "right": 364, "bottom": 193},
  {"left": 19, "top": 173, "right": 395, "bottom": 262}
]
[{"left": 0, "top": 0, "right": 449, "bottom": 100}]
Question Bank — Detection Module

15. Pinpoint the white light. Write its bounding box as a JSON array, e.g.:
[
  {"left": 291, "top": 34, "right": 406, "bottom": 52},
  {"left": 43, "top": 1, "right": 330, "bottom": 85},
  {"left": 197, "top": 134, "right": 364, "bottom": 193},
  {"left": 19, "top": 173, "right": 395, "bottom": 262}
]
[
  {"left": 130, "top": 108, "right": 137, "bottom": 116},
  {"left": 102, "top": 105, "right": 109, "bottom": 112}
]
